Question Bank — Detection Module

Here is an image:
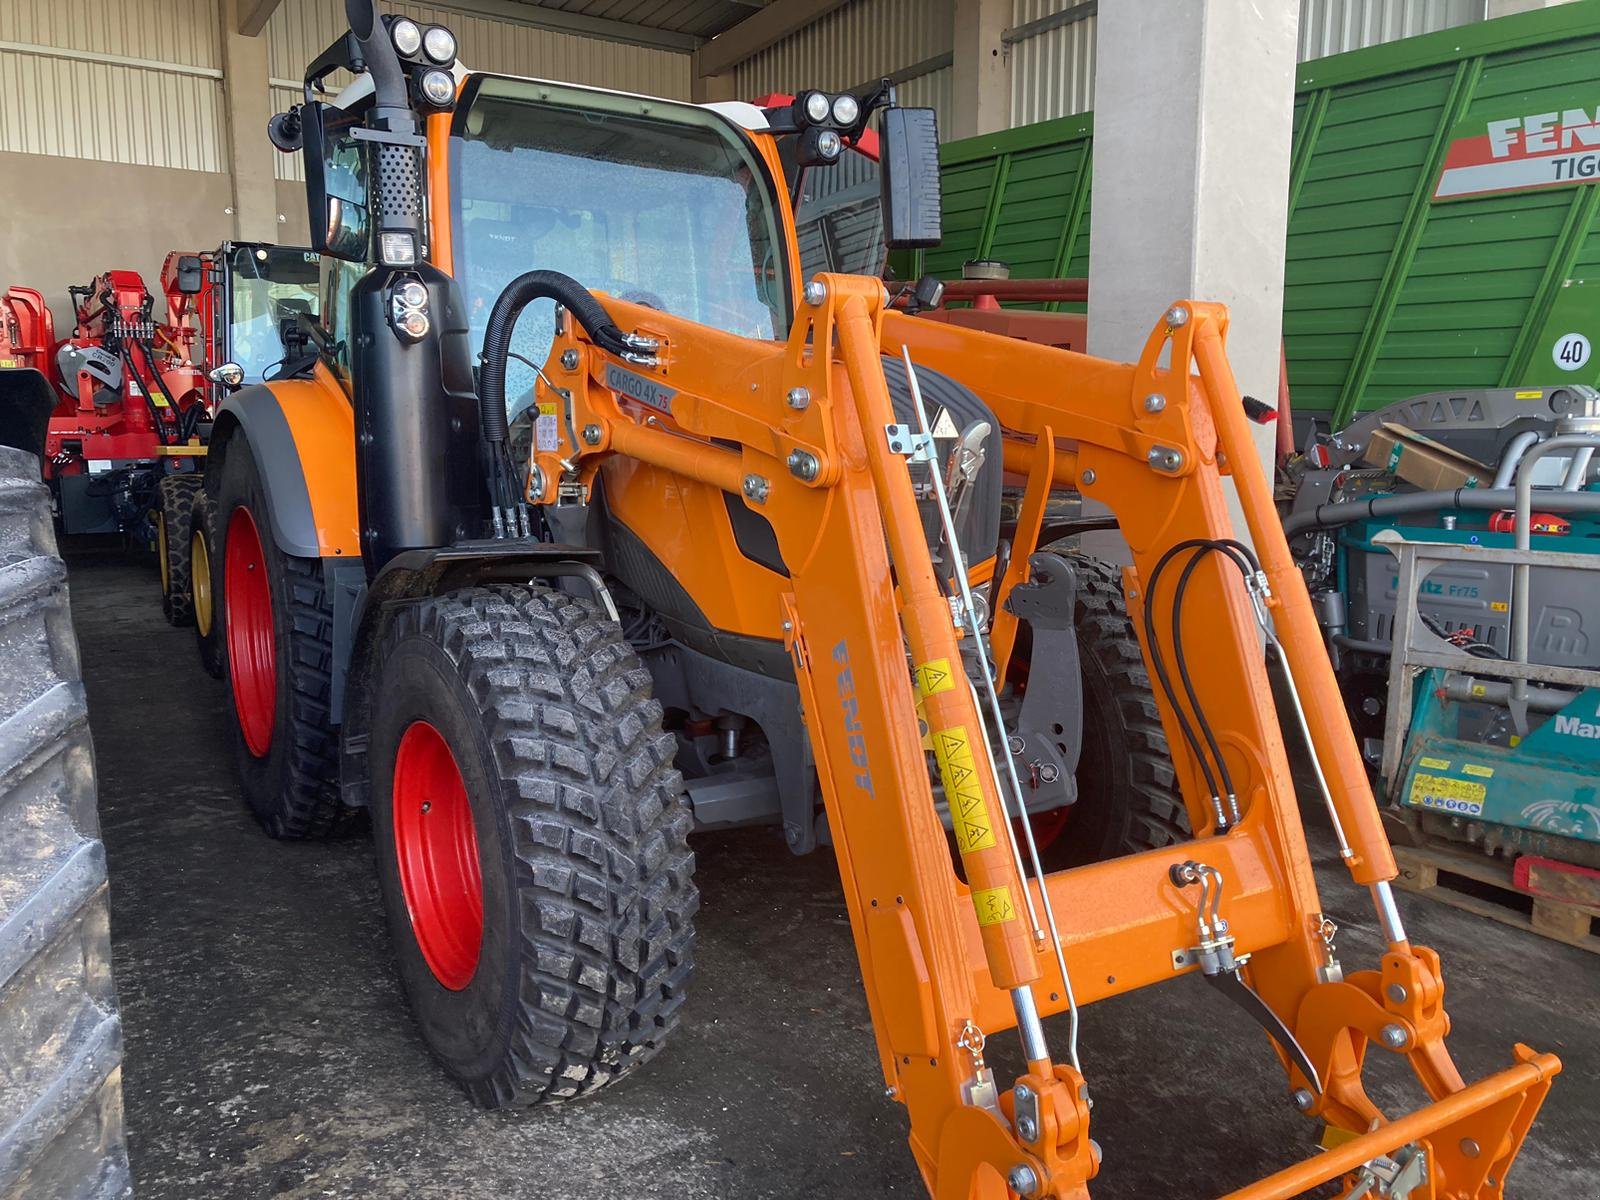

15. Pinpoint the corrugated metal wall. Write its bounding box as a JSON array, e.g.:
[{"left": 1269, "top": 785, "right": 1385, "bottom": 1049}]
[
  {"left": 268, "top": 0, "right": 692, "bottom": 180},
  {"left": 732, "top": 0, "right": 955, "bottom": 129},
  {"left": 1003, "top": 0, "right": 1488, "bottom": 127},
  {"left": 1008, "top": 0, "right": 1095, "bottom": 127},
  {"left": 0, "top": 0, "right": 227, "bottom": 171},
  {"left": 1298, "top": 0, "right": 1485, "bottom": 60}
]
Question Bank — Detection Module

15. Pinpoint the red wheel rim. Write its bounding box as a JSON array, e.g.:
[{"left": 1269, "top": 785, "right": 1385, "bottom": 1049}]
[
  {"left": 225, "top": 506, "right": 276, "bottom": 757},
  {"left": 393, "top": 720, "right": 484, "bottom": 990}
]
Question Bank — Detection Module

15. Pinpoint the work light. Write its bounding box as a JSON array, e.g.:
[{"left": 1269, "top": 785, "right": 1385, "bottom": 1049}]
[
  {"left": 831, "top": 94, "right": 860, "bottom": 126},
  {"left": 423, "top": 26, "right": 457, "bottom": 64},
  {"left": 420, "top": 69, "right": 455, "bottom": 106},
  {"left": 391, "top": 18, "right": 423, "bottom": 57},
  {"left": 804, "top": 92, "right": 831, "bottom": 124}
]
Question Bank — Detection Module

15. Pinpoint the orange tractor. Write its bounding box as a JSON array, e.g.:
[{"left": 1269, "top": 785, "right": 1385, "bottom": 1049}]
[{"left": 202, "top": 3, "right": 1561, "bottom": 1195}]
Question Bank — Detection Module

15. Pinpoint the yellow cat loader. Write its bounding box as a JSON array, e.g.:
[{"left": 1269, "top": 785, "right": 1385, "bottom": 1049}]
[{"left": 202, "top": 3, "right": 1563, "bottom": 1194}]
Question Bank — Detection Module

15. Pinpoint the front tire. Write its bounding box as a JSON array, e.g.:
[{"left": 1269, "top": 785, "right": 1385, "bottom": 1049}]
[
  {"left": 215, "top": 436, "right": 344, "bottom": 838},
  {"left": 1052, "top": 549, "right": 1191, "bottom": 865},
  {"left": 369, "top": 584, "right": 697, "bottom": 1107},
  {"left": 157, "top": 473, "right": 203, "bottom": 626},
  {"left": 189, "top": 488, "right": 226, "bottom": 679}
]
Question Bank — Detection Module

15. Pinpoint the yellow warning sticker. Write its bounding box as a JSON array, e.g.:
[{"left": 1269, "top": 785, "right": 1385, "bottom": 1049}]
[
  {"left": 931, "top": 725, "right": 996, "bottom": 852},
  {"left": 0, "top": 358, "right": 15, "bottom": 369},
  {"left": 1515, "top": 390, "right": 1543, "bottom": 400},
  {"left": 1470, "top": 683, "right": 1488, "bottom": 697},
  {"left": 1491, "top": 600, "right": 1509, "bottom": 613},
  {"left": 1462, "top": 763, "right": 1495, "bottom": 778},
  {"left": 1408, "top": 773, "right": 1486, "bottom": 817},
  {"left": 971, "top": 885, "right": 1017, "bottom": 927},
  {"left": 913, "top": 658, "right": 956, "bottom": 700},
  {"left": 1418, "top": 756, "right": 1452, "bottom": 770}
]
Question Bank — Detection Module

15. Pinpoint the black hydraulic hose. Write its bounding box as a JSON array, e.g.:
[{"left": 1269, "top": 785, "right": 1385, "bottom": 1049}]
[
  {"left": 134, "top": 338, "right": 188, "bottom": 442},
  {"left": 1283, "top": 486, "right": 1600, "bottom": 538},
  {"left": 120, "top": 347, "right": 173, "bottom": 446},
  {"left": 478, "top": 270, "right": 631, "bottom": 443}
]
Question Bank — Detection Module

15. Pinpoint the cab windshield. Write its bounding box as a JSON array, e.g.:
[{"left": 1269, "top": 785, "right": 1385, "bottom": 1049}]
[
  {"left": 452, "top": 76, "right": 792, "bottom": 421},
  {"left": 227, "top": 246, "right": 320, "bottom": 384}
]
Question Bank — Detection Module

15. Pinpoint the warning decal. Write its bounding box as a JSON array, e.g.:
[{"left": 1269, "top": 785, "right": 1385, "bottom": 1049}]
[
  {"left": 535, "top": 401, "right": 560, "bottom": 451},
  {"left": 971, "top": 885, "right": 1017, "bottom": 927},
  {"left": 913, "top": 658, "right": 956, "bottom": 700},
  {"left": 1407, "top": 772, "right": 1486, "bottom": 817},
  {"left": 932, "top": 725, "right": 996, "bottom": 852}
]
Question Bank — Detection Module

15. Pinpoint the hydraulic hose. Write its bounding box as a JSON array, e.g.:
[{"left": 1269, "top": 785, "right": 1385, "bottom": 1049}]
[
  {"left": 1283, "top": 486, "right": 1600, "bottom": 538},
  {"left": 478, "top": 269, "right": 632, "bottom": 442},
  {"left": 119, "top": 346, "right": 173, "bottom": 447}
]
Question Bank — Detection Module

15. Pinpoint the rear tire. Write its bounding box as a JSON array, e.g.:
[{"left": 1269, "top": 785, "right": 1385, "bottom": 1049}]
[
  {"left": 189, "top": 488, "right": 225, "bottom": 679},
  {"left": 157, "top": 473, "right": 203, "bottom": 626},
  {"left": 215, "top": 436, "right": 344, "bottom": 839},
  {"left": 1053, "top": 549, "right": 1191, "bottom": 864},
  {"left": 369, "top": 584, "right": 698, "bottom": 1107}
]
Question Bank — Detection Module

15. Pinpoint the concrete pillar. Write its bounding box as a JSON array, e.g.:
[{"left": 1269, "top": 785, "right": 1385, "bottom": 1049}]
[
  {"left": 949, "top": 0, "right": 1010, "bottom": 141},
  {"left": 219, "top": 0, "right": 282, "bottom": 242},
  {"left": 1086, "top": 0, "right": 1297, "bottom": 543}
]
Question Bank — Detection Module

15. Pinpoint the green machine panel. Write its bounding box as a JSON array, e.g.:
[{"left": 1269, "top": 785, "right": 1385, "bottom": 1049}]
[{"left": 911, "top": 1, "right": 1600, "bottom": 426}]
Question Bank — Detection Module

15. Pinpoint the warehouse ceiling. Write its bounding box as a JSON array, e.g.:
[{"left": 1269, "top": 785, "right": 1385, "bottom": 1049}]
[{"left": 508, "top": 0, "right": 771, "bottom": 40}]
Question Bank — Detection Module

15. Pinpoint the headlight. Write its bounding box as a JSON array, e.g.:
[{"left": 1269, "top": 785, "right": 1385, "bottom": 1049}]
[
  {"left": 804, "top": 92, "right": 831, "bottom": 124},
  {"left": 379, "top": 231, "right": 417, "bottom": 267},
  {"left": 831, "top": 94, "right": 860, "bottom": 126},
  {"left": 391, "top": 18, "right": 423, "bottom": 56},
  {"left": 396, "top": 280, "right": 429, "bottom": 309},
  {"left": 423, "top": 26, "right": 456, "bottom": 64},
  {"left": 419, "top": 69, "right": 455, "bottom": 106},
  {"left": 816, "top": 129, "right": 842, "bottom": 160},
  {"left": 397, "top": 310, "right": 430, "bottom": 340}
]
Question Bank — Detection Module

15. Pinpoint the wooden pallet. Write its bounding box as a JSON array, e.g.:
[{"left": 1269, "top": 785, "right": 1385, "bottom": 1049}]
[{"left": 1391, "top": 843, "right": 1600, "bottom": 954}]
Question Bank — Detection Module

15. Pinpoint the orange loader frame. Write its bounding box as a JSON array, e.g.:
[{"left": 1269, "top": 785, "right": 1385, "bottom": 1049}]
[{"left": 525, "top": 274, "right": 1559, "bottom": 1199}]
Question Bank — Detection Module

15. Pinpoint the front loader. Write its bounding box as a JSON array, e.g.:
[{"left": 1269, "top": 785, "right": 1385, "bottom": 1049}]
[{"left": 218, "top": 3, "right": 1562, "bottom": 1195}]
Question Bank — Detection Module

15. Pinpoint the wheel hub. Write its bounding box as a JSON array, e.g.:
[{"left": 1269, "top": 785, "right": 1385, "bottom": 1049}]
[
  {"left": 224, "top": 506, "right": 275, "bottom": 757},
  {"left": 192, "top": 528, "right": 213, "bottom": 636},
  {"left": 392, "top": 720, "right": 484, "bottom": 990}
]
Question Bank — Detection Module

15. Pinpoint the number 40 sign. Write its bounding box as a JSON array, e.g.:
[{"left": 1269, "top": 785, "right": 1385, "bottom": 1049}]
[{"left": 1553, "top": 332, "right": 1592, "bottom": 371}]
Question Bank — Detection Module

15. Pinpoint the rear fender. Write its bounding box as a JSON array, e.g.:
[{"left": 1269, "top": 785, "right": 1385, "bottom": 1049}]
[
  {"left": 337, "top": 541, "right": 604, "bottom": 809},
  {"left": 210, "top": 366, "right": 358, "bottom": 560},
  {"left": 0, "top": 368, "right": 56, "bottom": 463}
]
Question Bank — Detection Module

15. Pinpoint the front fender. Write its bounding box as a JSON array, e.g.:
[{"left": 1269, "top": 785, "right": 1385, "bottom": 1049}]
[{"left": 214, "top": 365, "right": 358, "bottom": 559}]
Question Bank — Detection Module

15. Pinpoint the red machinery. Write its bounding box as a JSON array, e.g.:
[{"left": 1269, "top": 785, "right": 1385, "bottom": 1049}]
[
  {"left": 44, "top": 267, "right": 209, "bottom": 534},
  {"left": 0, "top": 286, "right": 58, "bottom": 462}
]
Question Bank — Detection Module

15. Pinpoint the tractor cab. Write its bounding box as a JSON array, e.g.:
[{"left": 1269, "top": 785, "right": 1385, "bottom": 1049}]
[{"left": 272, "top": 16, "right": 937, "bottom": 430}]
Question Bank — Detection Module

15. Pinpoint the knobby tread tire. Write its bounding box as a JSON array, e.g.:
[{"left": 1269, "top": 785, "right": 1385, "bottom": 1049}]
[
  {"left": 189, "top": 489, "right": 225, "bottom": 679},
  {"left": 1058, "top": 547, "right": 1192, "bottom": 856},
  {"left": 216, "top": 436, "right": 346, "bottom": 840},
  {"left": 157, "top": 474, "right": 203, "bottom": 626},
  {"left": 0, "top": 446, "right": 131, "bottom": 1199},
  {"left": 370, "top": 583, "right": 697, "bottom": 1109},
  {"left": 266, "top": 553, "right": 345, "bottom": 839}
]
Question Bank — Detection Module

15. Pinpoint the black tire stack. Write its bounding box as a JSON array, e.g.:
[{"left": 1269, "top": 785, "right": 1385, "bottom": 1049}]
[{"left": 0, "top": 445, "right": 131, "bottom": 1199}]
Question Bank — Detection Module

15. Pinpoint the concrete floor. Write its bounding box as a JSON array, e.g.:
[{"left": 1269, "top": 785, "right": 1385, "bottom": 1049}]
[{"left": 68, "top": 552, "right": 1598, "bottom": 1199}]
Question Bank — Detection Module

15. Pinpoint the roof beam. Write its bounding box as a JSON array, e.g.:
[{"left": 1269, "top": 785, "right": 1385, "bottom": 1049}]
[
  {"left": 423, "top": 0, "right": 703, "bottom": 53},
  {"left": 696, "top": 0, "right": 850, "bottom": 76},
  {"left": 237, "top": 0, "right": 283, "bottom": 37}
]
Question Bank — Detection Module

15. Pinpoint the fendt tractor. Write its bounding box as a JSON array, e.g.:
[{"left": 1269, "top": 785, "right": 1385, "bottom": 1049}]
[{"left": 193, "top": 3, "right": 1560, "bottom": 1195}]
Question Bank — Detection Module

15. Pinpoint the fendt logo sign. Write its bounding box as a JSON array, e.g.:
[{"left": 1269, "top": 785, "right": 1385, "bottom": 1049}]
[{"left": 1434, "top": 106, "right": 1600, "bottom": 201}]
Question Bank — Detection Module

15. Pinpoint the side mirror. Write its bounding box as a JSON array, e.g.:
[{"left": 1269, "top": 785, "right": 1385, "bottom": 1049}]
[
  {"left": 300, "top": 101, "right": 371, "bottom": 262},
  {"left": 175, "top": 255, "right": 204, "bottom": 295},
  {"left": 208, "top": 362, "right": 245, "bottom": 389},
  {"left": 878, "top": 107, "right": 942, "bottom": 249}
]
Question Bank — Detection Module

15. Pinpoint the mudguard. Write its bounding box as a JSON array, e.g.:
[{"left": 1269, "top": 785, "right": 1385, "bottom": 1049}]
[
  {"left": 0, "top": 368, "right": 56, "bottom": 463},
  {"left": 211, "top": 368, "right": 359, "bottom": 559}
]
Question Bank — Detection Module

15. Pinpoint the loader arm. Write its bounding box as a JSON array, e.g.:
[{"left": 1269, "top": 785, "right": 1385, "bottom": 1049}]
[{"left": 526, "top": 278, "right": 1559, "bottom": 1199}]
